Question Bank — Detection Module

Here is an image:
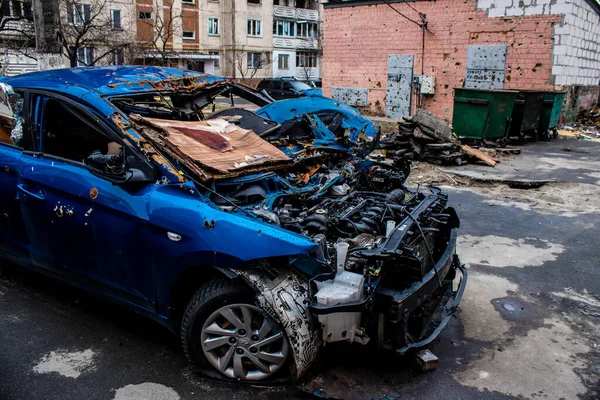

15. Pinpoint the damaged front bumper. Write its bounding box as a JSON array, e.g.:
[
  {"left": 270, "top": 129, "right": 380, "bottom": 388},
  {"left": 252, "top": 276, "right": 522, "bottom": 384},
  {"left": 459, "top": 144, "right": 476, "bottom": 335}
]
[
  {"left": 308, "top": 228, "right": 467, "bottom": 356},
  {"left": 376, "top": 230, "right": 467, "bottom": 354}
]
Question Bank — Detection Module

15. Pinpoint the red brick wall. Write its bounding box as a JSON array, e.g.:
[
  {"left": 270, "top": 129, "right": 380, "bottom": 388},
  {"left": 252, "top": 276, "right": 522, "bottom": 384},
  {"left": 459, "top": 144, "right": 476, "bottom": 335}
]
[{"left": 323, "top": 0, "right": 562, "bottom": 121}]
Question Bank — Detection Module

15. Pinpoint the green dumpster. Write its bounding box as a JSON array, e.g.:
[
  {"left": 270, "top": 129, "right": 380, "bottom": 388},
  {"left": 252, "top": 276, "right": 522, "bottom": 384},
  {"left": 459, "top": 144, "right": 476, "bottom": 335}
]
[
  {"left": 507, "top": 90, "right": 546, "bottom": 142},
  {"left": 452, "top": 88, "right": 519, "bottom": 145},
  {"left": 537, "top": 91, "right": 565, "bottom": 140}
]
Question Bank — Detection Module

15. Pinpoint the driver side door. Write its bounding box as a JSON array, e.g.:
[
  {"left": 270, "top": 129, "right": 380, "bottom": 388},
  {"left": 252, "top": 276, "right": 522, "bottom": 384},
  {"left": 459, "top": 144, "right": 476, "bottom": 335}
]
[{"left": 19, "top": 91, "right": 157, "bottom": 310}]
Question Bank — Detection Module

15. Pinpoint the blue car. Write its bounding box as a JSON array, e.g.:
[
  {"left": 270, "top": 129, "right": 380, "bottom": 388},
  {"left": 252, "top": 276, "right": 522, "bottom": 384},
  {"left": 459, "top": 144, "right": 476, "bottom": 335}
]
[{"left": 0, "top": 67, "right": 466, "bottom": 382}]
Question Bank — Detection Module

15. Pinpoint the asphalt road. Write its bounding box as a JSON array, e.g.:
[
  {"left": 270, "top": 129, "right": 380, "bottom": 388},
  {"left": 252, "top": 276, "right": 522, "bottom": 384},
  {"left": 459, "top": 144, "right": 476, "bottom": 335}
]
[{"left": 1, "top": 139, "right": 599, "bottom": 400}]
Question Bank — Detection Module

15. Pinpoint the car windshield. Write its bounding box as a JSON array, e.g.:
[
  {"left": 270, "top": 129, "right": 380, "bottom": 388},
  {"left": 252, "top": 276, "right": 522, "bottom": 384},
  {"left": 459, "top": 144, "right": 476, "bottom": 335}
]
[{"left": 290, "top": 81, "right": 312, "bottom": 91}]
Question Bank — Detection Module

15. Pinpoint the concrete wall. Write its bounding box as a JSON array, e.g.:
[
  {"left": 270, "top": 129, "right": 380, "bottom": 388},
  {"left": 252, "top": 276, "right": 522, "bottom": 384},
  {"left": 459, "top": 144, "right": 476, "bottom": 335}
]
[{"left": 476, "top": 0, "right": 600, "bottom": 87}]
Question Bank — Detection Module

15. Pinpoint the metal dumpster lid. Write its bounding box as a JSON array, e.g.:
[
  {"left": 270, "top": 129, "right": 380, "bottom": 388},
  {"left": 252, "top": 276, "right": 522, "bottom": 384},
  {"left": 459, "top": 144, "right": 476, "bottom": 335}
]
[{"left": 453, "top": 87, "right": 519, "bottom": 93}]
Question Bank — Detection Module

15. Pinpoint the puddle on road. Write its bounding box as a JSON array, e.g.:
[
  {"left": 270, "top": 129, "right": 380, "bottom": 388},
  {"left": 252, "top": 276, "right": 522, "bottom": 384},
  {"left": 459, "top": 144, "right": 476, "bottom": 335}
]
[
  {"left": 32, "top": 349, "right": 96, "bottom": 378},
  {"left": 113, "top": 383, "right": 180, "bottom": 400},
  {"left": 458, "top": 235, "right": 565, "bottom": 268},
  {"left": 459, "top": 271, "right": 519, "bottom": 340}
]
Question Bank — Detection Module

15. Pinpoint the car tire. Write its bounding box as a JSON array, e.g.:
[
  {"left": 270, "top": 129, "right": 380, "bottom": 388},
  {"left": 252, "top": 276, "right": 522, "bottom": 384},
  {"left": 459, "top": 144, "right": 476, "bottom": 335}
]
[{"left": 180, "top": 278, "right": 290, "bottom": 381}]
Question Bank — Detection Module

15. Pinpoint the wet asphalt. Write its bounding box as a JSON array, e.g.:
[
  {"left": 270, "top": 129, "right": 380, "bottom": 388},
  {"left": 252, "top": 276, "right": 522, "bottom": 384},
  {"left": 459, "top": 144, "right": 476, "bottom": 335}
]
[{"left": 1, "top": 141, "right": 599, "bottom": 399}]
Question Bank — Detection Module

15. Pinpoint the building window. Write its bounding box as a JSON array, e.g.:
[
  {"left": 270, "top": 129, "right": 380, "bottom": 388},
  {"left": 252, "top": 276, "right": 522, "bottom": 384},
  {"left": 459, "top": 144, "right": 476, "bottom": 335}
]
[
  {"left": 297, "top": 21, "right": 317, "bottom": 38},
  {"left": 247, "top": 19, "right": 262, "bottom": 37},
  {"left": 297, "top": 51, "right": 317, "bottom": 68},
  {"left": 110, "top": 9, "right": 121, "bottom": 29},
  {"left": 273, "top": 20, "right": 294, "bottom": 37},
  {"left": 182, "top": 30, "right": 195, "bottom": 40},
  {"left": 1, "top": 0, "right": 33, "bottom": 19},
  {"left": 274, "top": 0, "right": 290, "bottom": 5},
  {"left": 69, "top": 46, "right": 94, "bottom": 67},
  {"left": 278, "top": 54, "right": 289, "bottom": 70},
  {"left": 209, "top": 51, "right": 220, "bottom": 69},
  {"left": 187, "top": 62, "right": 205, "bottom": 72},
  {"left": 112, "top": 49, "right": 124, "bottom": 66},
  {"left": 208, "top": 17, "right": 220, "bottom": 35},
  {"left": 68, "top": 3, "right": 91, "bottom": 26},
  {"left": 247, "top": 52, "right": 262, "bottom": 69},
  {"left": 247, "top": 0, "right": 261, "bottom": 4},
  {"left": 182, "top": 0, "right": 195, "bottom": 4},
  {"left": 138, "top": 11, "right": 152, "bottom": 20}
]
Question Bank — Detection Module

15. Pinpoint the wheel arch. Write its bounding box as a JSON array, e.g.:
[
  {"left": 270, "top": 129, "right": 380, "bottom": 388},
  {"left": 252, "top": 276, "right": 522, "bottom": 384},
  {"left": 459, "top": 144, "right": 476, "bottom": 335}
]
[{"left": 166, "top": 264, "right": 249, "bottom": 332}]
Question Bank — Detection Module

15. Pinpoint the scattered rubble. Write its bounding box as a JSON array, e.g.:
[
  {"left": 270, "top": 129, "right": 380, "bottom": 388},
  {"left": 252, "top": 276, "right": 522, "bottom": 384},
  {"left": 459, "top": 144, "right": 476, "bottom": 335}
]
[
  {"left": 378, "top": 109, "right": 518, "bottom": 167},
  {"left": 559, "top": 107, "right": 600, "bottom": 142}
]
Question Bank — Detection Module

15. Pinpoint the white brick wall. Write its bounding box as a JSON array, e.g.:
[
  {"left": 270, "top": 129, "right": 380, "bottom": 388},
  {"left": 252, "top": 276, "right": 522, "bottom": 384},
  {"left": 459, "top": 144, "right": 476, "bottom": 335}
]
[{"left": 477, "top": 0, "right": 600, "bottom": 86}]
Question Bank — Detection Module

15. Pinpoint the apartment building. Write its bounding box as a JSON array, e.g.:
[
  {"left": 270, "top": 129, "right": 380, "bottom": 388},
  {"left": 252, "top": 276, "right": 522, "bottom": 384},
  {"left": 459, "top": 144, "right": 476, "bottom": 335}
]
[
  {"left": 135, "top": 0, "right": 322, "bottom": 82},
  {"left": 0, "top": 0, "right": 37, "bottom": 75},
  {"left": 0, "top": 0, "right": 322, "bottom": 81}
]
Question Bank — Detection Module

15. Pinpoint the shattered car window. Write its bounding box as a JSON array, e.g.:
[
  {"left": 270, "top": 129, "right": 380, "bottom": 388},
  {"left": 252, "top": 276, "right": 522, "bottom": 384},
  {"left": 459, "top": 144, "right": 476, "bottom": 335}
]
[{"left": 0, "top": 82, "right": 23, "bottom": 146}]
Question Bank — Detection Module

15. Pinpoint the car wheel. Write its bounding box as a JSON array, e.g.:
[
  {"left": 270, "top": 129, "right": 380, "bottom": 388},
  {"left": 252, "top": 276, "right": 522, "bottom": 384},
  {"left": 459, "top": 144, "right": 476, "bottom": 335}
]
[{"left": 180, "top": 278, "right": 290, "bottom": 381}]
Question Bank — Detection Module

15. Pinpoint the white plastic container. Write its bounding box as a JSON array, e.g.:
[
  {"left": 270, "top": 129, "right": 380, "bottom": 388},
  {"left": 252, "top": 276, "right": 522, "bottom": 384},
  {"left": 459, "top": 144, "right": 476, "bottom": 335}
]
[
  {"left": 334, "top": 242, "right": 349, "bottom": 273},
  {"left": 315, "top": 270, "right": 365, "bottom": 343}
]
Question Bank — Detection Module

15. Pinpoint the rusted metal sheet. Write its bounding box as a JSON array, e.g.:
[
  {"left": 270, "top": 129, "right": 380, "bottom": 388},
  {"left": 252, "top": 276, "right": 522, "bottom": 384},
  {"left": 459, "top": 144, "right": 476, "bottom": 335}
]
[
  {"left": 465, "top": 45, "right": 507, "bottom": 89},
  {"left": 132, "top": 115, "right": 292, "bottom": 181},
  {"left": 386, "top": 54, "right": 413, "bottom": 118},
  {"left": 331, "top": 87, "right": 368, "bottom": 107}
]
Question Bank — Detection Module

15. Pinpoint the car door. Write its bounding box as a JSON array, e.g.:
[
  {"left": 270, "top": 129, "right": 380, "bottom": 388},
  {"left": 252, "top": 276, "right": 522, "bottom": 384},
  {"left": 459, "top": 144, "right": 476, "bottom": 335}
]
[
  {"left": 0, "top": 85, "right": 31, "bottom": 260},
  {"left": 281, "top": 81, "right": 300, "bottom": 99},
  {"left": 18, "top": 91, "right": 157, "bottom": 310},
  {"left": 269, "top": 80, "right": 285, "bottom": 100}
]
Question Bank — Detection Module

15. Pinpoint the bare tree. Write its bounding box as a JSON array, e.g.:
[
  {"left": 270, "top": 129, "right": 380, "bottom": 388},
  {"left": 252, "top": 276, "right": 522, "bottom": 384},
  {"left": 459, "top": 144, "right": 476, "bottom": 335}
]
[
  {"left": 297, "top": 65, "right": 315, "bottom": 82},
  {"left": 135, "top": 0, "right": 183, "bottom": 66},
  {"left": 58, "top": 0, "right": 133, "bottom": 67},
  {"left": 0, "top": 0, "right": 37, "bottom": 71},
  {"left": 229, "top": 47, "right": 273, "bottom": 86}
]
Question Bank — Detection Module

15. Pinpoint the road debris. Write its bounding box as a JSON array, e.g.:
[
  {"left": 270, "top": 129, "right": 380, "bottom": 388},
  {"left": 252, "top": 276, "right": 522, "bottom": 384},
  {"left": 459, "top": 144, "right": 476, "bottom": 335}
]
[{"left": 415, "top": 349, "right": 439, "bottom": 372}]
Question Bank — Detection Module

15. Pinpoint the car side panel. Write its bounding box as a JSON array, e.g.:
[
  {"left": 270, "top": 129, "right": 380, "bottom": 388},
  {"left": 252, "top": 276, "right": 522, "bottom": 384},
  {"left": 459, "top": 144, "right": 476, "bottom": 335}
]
[
  {"left": 0, "top": 144, "right": 29, "bottom": 258},
  {"left": 18, "top": 153, "right": 157, "bottom": 309}
]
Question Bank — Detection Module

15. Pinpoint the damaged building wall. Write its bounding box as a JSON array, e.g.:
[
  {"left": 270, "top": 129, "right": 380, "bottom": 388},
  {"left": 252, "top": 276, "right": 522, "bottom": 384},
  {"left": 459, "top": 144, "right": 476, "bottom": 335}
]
[{"left": 322, "top": 0, "right": 599, "bottom": 122}]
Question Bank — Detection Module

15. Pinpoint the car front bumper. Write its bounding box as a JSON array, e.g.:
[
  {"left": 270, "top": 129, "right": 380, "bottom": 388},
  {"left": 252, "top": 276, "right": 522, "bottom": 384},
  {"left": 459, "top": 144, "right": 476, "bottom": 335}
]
[{"left": 374, "top": 228, "right": 467, "bottom": 354}]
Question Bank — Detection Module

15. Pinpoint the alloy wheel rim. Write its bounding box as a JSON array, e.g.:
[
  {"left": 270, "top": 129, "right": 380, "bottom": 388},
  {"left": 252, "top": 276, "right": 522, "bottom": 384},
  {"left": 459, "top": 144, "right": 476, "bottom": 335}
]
[{"left": 200, "top": 303, "right": 289, "bottom": 380}]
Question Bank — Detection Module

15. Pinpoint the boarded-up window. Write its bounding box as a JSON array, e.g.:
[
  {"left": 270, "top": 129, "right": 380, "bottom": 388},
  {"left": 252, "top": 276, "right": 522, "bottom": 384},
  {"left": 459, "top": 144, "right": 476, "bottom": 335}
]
[{"left": 465, "top": 45, "right": 507, "bottom": 89}]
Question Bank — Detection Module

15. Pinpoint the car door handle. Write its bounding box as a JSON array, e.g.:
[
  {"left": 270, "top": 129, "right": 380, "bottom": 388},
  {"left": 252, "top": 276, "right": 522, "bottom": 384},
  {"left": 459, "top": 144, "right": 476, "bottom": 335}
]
[{"left": 17, "top": 184, "right": 45, "bottom": 200}]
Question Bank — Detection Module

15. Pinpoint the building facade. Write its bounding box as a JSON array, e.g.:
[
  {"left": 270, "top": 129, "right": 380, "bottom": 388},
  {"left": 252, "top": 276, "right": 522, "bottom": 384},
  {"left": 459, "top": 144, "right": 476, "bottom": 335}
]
[
  {"left": 322, "top": 0, "right": 600, "bottom": 122},
  {"left": 0, "top": 0, "right": 323, "bottom": 83}
]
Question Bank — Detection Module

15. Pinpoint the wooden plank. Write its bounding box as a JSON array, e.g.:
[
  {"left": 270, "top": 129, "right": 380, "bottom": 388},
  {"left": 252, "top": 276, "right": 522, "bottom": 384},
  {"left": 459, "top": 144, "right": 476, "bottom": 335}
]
[{"left": 461, "top": 144, "right": 498, "bottom": 167}]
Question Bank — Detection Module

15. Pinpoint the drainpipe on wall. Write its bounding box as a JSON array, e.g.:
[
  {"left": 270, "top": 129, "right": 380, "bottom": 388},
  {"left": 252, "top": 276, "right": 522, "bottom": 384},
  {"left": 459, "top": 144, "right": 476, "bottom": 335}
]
[{"left": 231, "top": 0, "right": 236, "bottom": 79}]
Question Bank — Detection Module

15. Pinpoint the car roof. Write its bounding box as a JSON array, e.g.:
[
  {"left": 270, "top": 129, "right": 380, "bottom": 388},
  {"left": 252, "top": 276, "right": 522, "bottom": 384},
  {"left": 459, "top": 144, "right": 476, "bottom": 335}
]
[{"left": 1, "top": 66, "right": 227, "bottom": 97}]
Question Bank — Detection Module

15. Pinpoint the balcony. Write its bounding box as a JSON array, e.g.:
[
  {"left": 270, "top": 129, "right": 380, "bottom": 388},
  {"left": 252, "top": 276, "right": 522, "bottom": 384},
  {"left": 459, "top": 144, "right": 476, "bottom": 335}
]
[
  {"left": 273, "top": 37, "right": 318, "bottom": 50},
  {"left": 273, "top": 5, "right": 319, "bottom": 21}
]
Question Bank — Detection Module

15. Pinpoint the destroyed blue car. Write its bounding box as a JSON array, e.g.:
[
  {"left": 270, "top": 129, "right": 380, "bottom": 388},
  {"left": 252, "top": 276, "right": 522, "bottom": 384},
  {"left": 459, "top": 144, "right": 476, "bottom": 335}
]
[{"left": 0, "top": 67, "right": 466, "bottom": 382}]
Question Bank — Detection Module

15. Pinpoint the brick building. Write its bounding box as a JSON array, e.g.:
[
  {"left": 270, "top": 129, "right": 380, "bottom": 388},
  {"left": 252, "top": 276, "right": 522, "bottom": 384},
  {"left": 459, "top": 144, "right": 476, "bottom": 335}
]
[{"left": 322, "top": 0, "right": 600, "bottom": 122}]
